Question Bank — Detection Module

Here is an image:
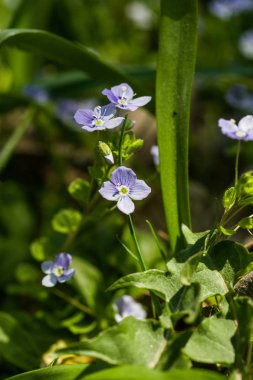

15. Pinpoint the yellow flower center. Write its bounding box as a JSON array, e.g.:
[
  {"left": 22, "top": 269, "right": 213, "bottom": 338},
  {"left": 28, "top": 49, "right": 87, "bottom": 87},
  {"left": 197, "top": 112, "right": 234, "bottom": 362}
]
[
  {"left": 236, "top": 131, "right": 246, "bottom": 138},
  {"left": 118, "top": 185, "right": 129, "bottom": 195}
]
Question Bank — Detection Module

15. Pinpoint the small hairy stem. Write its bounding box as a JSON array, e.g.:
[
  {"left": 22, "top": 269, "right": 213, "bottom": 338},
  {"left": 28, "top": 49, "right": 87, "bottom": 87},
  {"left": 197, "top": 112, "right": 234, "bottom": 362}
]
[
  {"left": 118, "top": 115, "right": 128, "bottom": 166},
  {"left": 52, "top": 288, "right": 95, "bottom": 317},
  {"left": 235, "top": 140, "right": 241, "bottom": 187},
  {"left": 128, "top": 214, "right": 146, "bottom": 271}
]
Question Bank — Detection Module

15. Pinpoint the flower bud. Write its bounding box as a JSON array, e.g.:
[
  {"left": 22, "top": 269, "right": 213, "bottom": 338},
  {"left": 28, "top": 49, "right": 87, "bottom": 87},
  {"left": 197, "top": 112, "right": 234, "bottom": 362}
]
[{"left": 98, "top": 141, "right": 114, "bottom": 165}]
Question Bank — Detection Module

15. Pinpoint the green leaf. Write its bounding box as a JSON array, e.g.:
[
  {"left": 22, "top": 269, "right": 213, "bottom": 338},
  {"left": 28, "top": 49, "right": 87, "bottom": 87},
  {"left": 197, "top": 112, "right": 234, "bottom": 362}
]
[
  {"left": 5, "top": 364, "right": 89, "bottom": 380},
  {"left": 0, "top": 312, "right": 41, "bottom": 370},
  {"left": 107, "top": 267, "right": 227, "bottom": 304},
  {"left": 208, "top": 241, "right": 251, "bottom": 287},
  {"left": 73, "top": 256, "right": 104, "bottom": 310},
  {"left": 183, "top": 316, "right": 236, "bottom": 364},
  {"left": 222, "top": 187, "right": 237, "bottom": 210},
  {"left": 6, "top": 365, "right": 227, "bottom": 380},
  {"left": 85, "top": 366, "right": 226, "bottom": 380},
  {"left": 30, "top": 236, "right": 51, "bottom": 261},
  {"left": 156, "top": 1, "right": 198, "bottom": 251},
  {"left": 180, "top": 251, "right": 204, "bottom": 286},
  {"left": 0, "top": 29, "right": 138, "bottom": 87},
  {"left": 238, "top": 216, "right": 253, "bottom": 229},
  {"left": 181, "top": 225, "right": 208, "bottom": 245},
  {"left": 170, "top": 283, "right": 201, "bottom": 324},
  {"left": 68, "top": 178, "right": 91, "bottom": 204},
  {"left": 52, "top": 208, "right": 82, "bottom": 234},
  {"left": 56, "top": 317, "right": 167, "bottom": 368},
  {"left": 219, "top": 225, "right": 235, "bottom": 237}
]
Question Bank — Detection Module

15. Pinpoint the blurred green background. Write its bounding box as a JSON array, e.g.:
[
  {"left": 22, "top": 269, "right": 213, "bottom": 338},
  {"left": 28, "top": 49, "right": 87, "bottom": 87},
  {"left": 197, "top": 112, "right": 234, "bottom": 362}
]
[{"left": 0, "top": 0, "right": 253, "bottom": 378}]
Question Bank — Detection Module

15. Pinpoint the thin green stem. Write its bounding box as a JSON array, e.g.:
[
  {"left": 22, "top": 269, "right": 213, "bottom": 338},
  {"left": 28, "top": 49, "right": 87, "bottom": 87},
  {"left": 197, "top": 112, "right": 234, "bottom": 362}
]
[
  {"left": 118, "top": 115, "right": 128, "bottom": 166},
  {"left": 235, "top": 140, "right": 241, "bottom": 187},
  {"left": 52, "top": 288, "right": 95, "bottom": 317},
  {"left": 128, "top": 214, "right": 146, "bottom": 271},
  {"left": 0, "top": 108, "right": 35, "bottom": 172},
  {"left": 247, "top": 340, "right": 253, "bottom": 377}
]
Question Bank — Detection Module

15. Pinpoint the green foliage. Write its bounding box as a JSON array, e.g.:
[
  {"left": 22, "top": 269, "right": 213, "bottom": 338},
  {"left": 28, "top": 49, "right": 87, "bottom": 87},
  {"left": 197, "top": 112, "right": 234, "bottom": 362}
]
[
  {"left": 52, "top": 208, "right": 82, "bottom": 234},
  {"left": 183, "top": 316, "right": 236, "bottom": 364},
  {"left": 56, "top": 317, "right": 167, "bottom": 367},
  {"left": 68, "top": 178, "right": 91, "bottom": 204},
  {"left": 238, "top": 216, "right": 253, "bottom": 229},
  {"left": 222, "top": 187, "right": 237, "bottom": 210}
]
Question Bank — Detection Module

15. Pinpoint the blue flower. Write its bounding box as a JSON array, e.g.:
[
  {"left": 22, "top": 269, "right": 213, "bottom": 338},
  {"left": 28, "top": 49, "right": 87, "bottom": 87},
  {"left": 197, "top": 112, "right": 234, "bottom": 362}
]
[
  {"left": 99, "top": 166, "right": 151, "bottom": 214},
  {"left": 150, "top": 145, "right": 159, "bottom": 166},
  {"left": 209, "top": 0, "right": 253, "bottom": 20},
  {"left": 74, "top": 103, "right": 124, "bottom": 132},
  {"left": 23, "top": 85, "right": 49, "bottom": 104},
  {"left": 41, "top": 253, "right": 75, "bottom": 287},
  {"left": 218, "top": 116, "right": 253, "bottom": 140},
  {"left": 113, "top": 295, "right": 147, "bottom": 322},
  {"left": 239, "top": 30, "right": 253, "bottom": 59},
  {"left": 225, "top": 85, "right": 253, "bottom": 112},
  {"left": 102, "top": 83, "right": 151, "bottom": 111}
]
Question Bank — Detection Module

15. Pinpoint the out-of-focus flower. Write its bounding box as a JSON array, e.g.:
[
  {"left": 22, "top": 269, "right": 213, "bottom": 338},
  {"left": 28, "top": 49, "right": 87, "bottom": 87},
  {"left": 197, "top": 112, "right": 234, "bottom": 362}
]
[
  {"left": 23, "top": 85, "right": 49, "bottom": 104},
  {"left": 208, "top": 0, "right": 253, "bottom": 20},
  {"left": 74, "top": 104, "right": 124, "bottom": 132},
  {"left": 150, "top": 145, "right": 159, "bottom": 166},
  {"left": 99, "top": 166, "right": 151, "bottom": 215},
  {"left": 113, "top": 295, "right": 147, "bottom": 322},
  {"left": 98, "top": 141, "right": 114, "bottom": 165},
  {"left": 225, "top": 85, "right": 253, "bottom": 111},
  {"left": 41, "top": 253, "right": 75, "bottom": 287},
  {"left": 56, "top": 98, "right": 96, "bottom": 124},
  {"left": 239, "top": 30, "right": 253, "bottom": 59},
  {"left": 102, "top": 83, "right": 151, "bottom": 111},
  {"left": 218, "top": 116, "right": 253, "bottom": 140},
  {"left": 125, "top": 2, "right": 153, "bottom": 30}
]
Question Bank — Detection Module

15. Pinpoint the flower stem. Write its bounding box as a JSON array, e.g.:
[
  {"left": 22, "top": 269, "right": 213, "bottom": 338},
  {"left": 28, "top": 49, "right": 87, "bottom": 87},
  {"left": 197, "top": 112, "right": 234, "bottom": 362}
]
[
  {"left": 0, "top": 108, "right": 35, "bottom": 173},
  {"left": 128, "top": 214, "right": 146, "bottom": 271},
  {"left": 118, "top": 115, "right": 128, "bottom": 166},
  {"left": 52, "top": 288, "right": 95, "bottom": 317},
  {"left": 235, "top": 140, "right": 241, "bottom": 187}
]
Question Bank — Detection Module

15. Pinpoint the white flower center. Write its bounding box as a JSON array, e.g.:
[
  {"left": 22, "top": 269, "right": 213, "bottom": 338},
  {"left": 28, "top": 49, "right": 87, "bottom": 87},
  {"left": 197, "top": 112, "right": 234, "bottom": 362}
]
[
  {"left": 236, "top": 131, "right": 247, "bottom": 138},
  {"left": 118, "top": 185, "right": 129, "bottom": 196}
]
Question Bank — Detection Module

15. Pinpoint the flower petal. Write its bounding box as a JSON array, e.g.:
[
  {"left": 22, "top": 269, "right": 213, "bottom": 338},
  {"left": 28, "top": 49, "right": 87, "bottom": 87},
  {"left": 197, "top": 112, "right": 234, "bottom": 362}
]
[
  {"left": 81, "top": 124, "right": 105, "bottom": 132},
  {"left": 42, "top": 274, "right": 57, "bottom": 287},
  {"left": 218, "top": 118, "right": 238, "bottom": 134},
  {"left": 117, "top": 196, "right": 135, "bottom": 214},
  {"left": 130, "top": 179, "right": 151, "bottom": 200},
  {"left": 100, "top": 103, "right": 116, "bottom": 117},
  {"left": 58, "top": 269, "right": 75, "bottom": 283},
  {"left": 102, "top": 89, "right": 118, "bottom": 104},
  {"left": 238, "top": 115, "right": 253, "bottom": 132},
  {"left": 104, "top": 117, "right": 124, "bottom": 129},
  {"left": 41, "top": 261, "right": 54, "bottom": 274},
  {"left": 55, "top": 253, "right": 72, "bottom": 269},
  {"left": 110, "top": 166, "right": 137, "bottom": 188},
  {"left": 99, "top": 181, "right": 119, "bottom": 201},
  {"left": 127, "top": 96, "right": 152, "bottom": 110},
  {"left": 74, "top": 109, "right": 93, "bottom": 125}
]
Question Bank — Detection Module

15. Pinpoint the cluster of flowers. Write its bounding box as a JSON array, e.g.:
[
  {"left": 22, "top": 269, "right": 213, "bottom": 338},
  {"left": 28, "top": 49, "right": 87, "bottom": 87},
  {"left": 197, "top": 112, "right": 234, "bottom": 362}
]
[{"left": 41, "top": 84, "right": 152, "bottom": 290}]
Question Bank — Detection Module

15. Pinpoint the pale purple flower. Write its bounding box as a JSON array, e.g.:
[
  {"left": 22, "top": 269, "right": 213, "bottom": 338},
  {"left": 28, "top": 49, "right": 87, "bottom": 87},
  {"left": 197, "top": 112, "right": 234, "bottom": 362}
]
[
  {"left": 239, "top": 30, "right": 253, "bottom": 59},
  {"left": 23, "top": 85, "right": 49, "bottom": 104},
  {"left": 102, "top": 83, "right": 151, "bottom": 111},
  {"left": 150, "top": 145, "right": 159, "bottom": 166},
  {"left": 209, "top": 0, "right": 253, "bottom": 20},
  {"left": 113, "top": 295, "right": 147, "bottom": 322},
  {"left": 41, "top": 253, "right": 75, "bottom": 287},
  {"left": 99, "top": 166, "right": 151, "bottom": 215},
  {"left": 74, "top": 103, "right": 124, "bottom": 132},
  {"left": 225, "top": 85, "right": 253, "bottom": 111},
  {"left": 218, "top": 116, "right": 253, "bottom": 140}
]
